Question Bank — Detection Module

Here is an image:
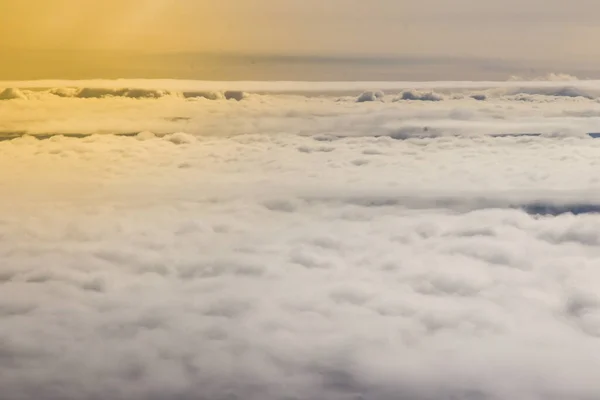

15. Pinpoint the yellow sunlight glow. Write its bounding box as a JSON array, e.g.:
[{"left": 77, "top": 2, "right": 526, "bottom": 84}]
[{"left": 0, "top": 0, "right": 229, "bottom": 52}]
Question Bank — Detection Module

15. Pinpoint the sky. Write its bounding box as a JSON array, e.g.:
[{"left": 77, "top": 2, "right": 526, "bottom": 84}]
[{"left": 2, "top": 0, "right": 600, "bottom": 79}]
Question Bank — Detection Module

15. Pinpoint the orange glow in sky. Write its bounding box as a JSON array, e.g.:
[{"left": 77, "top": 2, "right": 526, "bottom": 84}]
[{"left": 3, "top": 0, "right": 600, "bottom": 80}]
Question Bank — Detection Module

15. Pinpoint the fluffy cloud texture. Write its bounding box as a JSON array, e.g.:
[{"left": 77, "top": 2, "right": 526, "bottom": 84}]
[
  {"left": 3, "top": 79, "right": 600, "bottom": 400},
  {"left": 4, "top": 77, "right": 600, "bottom": 140}
]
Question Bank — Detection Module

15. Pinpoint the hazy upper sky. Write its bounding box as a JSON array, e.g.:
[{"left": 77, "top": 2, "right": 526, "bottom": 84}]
[
  {"left": 3, "top": 0, "right": 600, "bottom": 58},
  {"left": 2, "top": 0, "right": 600, "bottom": 79}
]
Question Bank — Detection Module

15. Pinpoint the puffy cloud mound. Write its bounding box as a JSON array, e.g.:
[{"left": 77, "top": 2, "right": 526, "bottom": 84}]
[
  {"left": 122, "top": 88, "right": 171, "bottom": 99},
  {"left": 182, "top": 91, "right": 225, "bottom": 100},
  {"left": 397, "top": 89, "right": 444, "bottom": 101},
  {"left": 356, "top": 90, "right": 385, "bottom": 102},
  {"left": 163, "top": 131, "right": 196, "bottom": 144},
  {"left": 49, "top": 87, "right": 79, "bottom": 98},
  {"left": 0, "top": 88, "right": 27, "bottom": 100},
  {"left": 224, "top": 90, "right": 247, "bottom": 101},
  {"left": 182, "top": 90, "right": 246, "bottom": 101}
]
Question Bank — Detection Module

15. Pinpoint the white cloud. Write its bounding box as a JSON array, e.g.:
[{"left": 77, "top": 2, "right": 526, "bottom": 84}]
[
  {"left": 396, "top": 89, "right": 444, "bottom": 101},
  {"left": 3, "top": 80, "right": 600, "bottom": 399},
  {"left": 356, "top": 91, "right": 385, "bottom": 102}
]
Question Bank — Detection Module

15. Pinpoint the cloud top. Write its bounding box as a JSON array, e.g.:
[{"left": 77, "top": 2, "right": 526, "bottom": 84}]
[{"left": 2, "top": 78, "right": 600, "bottom": 399}]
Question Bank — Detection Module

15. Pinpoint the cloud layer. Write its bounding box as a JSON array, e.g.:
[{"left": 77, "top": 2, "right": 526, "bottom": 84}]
[
  {"left": 3, "top": 80, "right": 600, "bottom": 400},
  {"left": 3, "top": 78, "right": 600, "bottom": 140}
]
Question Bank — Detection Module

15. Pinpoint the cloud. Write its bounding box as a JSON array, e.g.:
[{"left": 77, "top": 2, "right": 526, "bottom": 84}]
[
  {"left": 356, "top": 91, "right": 385, "bottom": 102},
  {"left": 0, "top": 86, "right": 250, "bottom": 102},
  {"left": 223, "top": 90, "right": 248, "bottom": 101},
  {"left": 49, "top": 87, "right": 79, "bottom": 98},
  {"left": 4, "top": 77, "right": 600, "bottom": 102},
  {"left": 397, "top": 89, "right": 444, "bottom": 101},
  {"left": 163, "top": 131, "right": 196, "bottom": 145},
  {"left": 3, "top": 80, "right": 600, "bottom": 399},
  {"left": 4, "top": 79, "right": 600, "bottom": 140},
  {"left": 74, "top": 87, "right": 173, "bottom": 99},
  {"left": 508, "top": 72, "right": 580, "bottom": 82},
  {"left": 0, "top": 88, "right": 26, "bottom": 100},
  {"left": 507, "top": 86, "right": 593, "bottom": 99},
  {"left": 182, "top": 91, "right": 225, "bottom": 100}
]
